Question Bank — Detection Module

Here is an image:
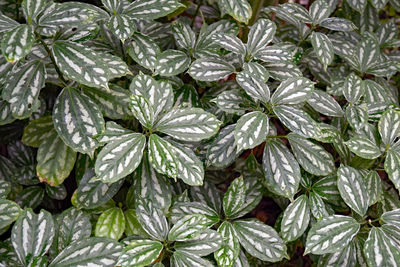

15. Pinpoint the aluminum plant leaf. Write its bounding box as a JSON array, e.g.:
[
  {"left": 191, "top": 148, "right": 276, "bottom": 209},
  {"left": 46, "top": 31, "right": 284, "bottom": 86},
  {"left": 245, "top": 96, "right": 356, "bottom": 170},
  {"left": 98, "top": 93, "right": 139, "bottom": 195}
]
[
  {"left": 378, "top": 109, "right": 400, "bottom": 146},
  {"left": 364, "top": 227, "right": 400, "bottom": 267},
  {"left": 0, "top": 180, "right": 11, "bottom": 199},
  {"left": 22, "top": 0, "right": 46, "bottom": 23},
  {"left": 123, "top": 0, "right": 183, "bottom": 19},
  {"left": 343, "top": 73, "right": 364, "bottom": 104},
  {"left": 129, "top": 95, "right": 154, "bottom": 129},
  {"left": 223, "top": 176, "right": 246, "bottom": 218},
  {"left": 106, "top": 14, "right": 136, "bottom": 42},
  {"left": 0, "top": 100, "right": 15, "bottom": 126},
  {"left": 304, "top": 215, "right": 360, "bottom": 255},
  {"left": 207, "top": 124, "right": 239, "bottom": 168},
  {"left": 172, "top": 20, "right": 196, "bottom": 51},
  {"left": 170, "top": 202, "right": 220, "bottom": 227},
  {"left": 253, "top": 45, "right": 292, "bottom": 62},
  {"left": 36, "top": 130, "right": 77, "bottom": 186},
  {"left": 117, "top": 239, "right": 163, "bottom": 267},
  {"left": 362, "top": 171, "right": 382, "bottom": 206},
  {"left": 53, "top": 41, "right": 128, "bottom": 88},
  {"left": 319, "top": 18, "right": 357, "bottom": 31},
  {"left": 309, "top": 191, "right": 331, "bottom": 220},
  {"left": 175, "top": 229, "right": 222, "bottom": 256},
  {"left": 190, "top": 180, "right": 223, "bottom": 215},
  {"left": 307, "top": 90, "right": 343, "bottom": 117},
  {"left": 15, "top": 186, "right": 44, "bottom": 209},
  {"left": 317, "top": 241, "right": 357, "bottom": 267},
  {"left": 345, "top": 104, "right": 368, "bottom": 131},
  {"left": 375, "top": 20, "right": 397, "bottom": 45},
  {"left": 337, "top": 165, "right": 369, "bottom": 216},
  {"left": 309, "top": 0, "right": 332, "bottom": 25},
  {"left": 171, "top": 250, "right": 214, "bottom": 267},
  {"left": 135, "top": 197, "right": 169, "bottom": 241},
  {"left": 384, "top": 148, "right": 400, "bottom": 192},
  {"left": 311, "top": 32, "right": 334, "bottom": 69},
  {"left": 363, "top": 79, "right": 393, "bottom": 104},
  {"left": 124, "top": 209, "right": 147, "bottom": 237},
  {"left": 168, "top": 214, "right": 210, "bottom": 241},
  {"left": 2, "top": 60, "right": 46, "bottom": 119},
  {"left": 213, "top": 33, "right": 246, "bottom": 55},
  {"left": 148, "top": 134, "right": 178, "bottom": 178},
  {"left": 56, "top": 208, "right": 91, "bottom": 253},
  {"left": 242, "top": 62, "right": 269, "bottom": 81},
  {"left": 48, "top": 237, "right": 122, "bottom": 267},
  {"left": 95, "top": 207, "right": 125, "bottom": 240},
  {"left": 101, "top": 0, "right": 121, "bottom": 13},
  {"left": 1, "top": 24, "right": 34, "bottom": 63},
  {"left": 234, "top": 111, "right": 269, "bottom": 151},
  {"left": 11, "top": 209, "right": 55, "bottom": 266},
  {"left": 211, "top": 89, "right": 248, "bottom": 115},
  {"left": 354, "top": 33, "right": 380, "bottom": 73},
  {"left": 188, "top": 57, "right": 235, "bottom": 82},
  {"left": 381, "top": 208, "right": 400, "bottom": 226},
  {"left": 0, "top": 13, "right": 19, "bottom": 33},
  {"left": 46, "top": 184, "right": 67, "bottom": 200},
  {"left": 344, "top": 137, "right": 381, "bottom": 159},
  {"left": 214, "top": 221, "right": 240, "bottom": 267},
  {"left": 312, "top": 175, "right": 343, "bottom": 206},
  {"left": 75, "top": 169, "right": 123, "bottom": 209},
  {"left": 247, "top": 18, "right": 276, "bottom": 56},
  {"left": 233, "top": 219, "right": 287, "bottom": 262},
  {"left": 22, "top": 115, "right": 53, "bottom": 147},
  {"left": 0, "top": 199, "right": 21, "bottom": 229},
  {"left": 236, "top": 70, "right": 270, "bottom": 104},
  {"left": 381, "top": 224, "right": 400, "bottom": 246},
  {"left": 370, "top": 0, "right": 390, "bottom": 9},
  {"left": 155, "top": 50, "right": 191, "bottom": 77},
  {"left": 274, "top": 105, "right": 318, "bottom": 138},
  {"left": 263, "top": 139, "right": 301, "bottom": 199},
  {"left": 280, "top": 195, "right": 311, "bottom": 242},
  {"left": 280, "top": 3, "right": 312, "bottom": 23},
  {"left": 264, "top": 61, "right": 303, "bottom": 81},
  {"left": 219, "top": 0, "right": 252, "bottom": 24},
  {"left": 271, "top": 77, "right": 314, "bottom": 105},
  {"left": 155, "top": 107, "right": 221, "bottom": 142},
  {"left": 127, "top": 33, "right": 160, "bottom": 71},
  {"left": 346, "top": 0, "right": 367, "bottom": 12},
  {"left": 287, "top": 133, "right": 335, "bottom": 176},
  {"left": 94, "top": 133, "right": 146, "bottom": 183},
  {"left": 53, "top": 87, "right": 104, "bottom": 155}
]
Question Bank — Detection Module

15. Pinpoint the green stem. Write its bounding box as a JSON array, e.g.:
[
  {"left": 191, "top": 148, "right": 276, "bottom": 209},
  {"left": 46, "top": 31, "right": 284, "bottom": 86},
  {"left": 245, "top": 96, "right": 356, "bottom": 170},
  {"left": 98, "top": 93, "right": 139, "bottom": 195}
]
[
  {"left": 249, "top": 0, "right": 265, "bottom": 25},
  {"left": 266, "top": 135, "right": 287, "bottom": 139}
]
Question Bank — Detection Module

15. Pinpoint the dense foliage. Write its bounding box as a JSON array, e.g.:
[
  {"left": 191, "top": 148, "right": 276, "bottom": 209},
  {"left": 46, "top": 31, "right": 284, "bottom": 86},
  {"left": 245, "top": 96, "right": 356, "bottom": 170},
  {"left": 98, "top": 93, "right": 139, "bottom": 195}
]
[{"left": 0, "top": 0, "right": 400, "bottom": 266}]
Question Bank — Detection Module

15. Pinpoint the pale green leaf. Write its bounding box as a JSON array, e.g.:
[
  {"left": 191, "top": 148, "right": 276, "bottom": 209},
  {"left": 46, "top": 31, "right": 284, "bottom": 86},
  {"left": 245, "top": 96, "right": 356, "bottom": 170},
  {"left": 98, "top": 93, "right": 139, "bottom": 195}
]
[{"left": 95, "top": 207, "right": 125, "bottom": 240}]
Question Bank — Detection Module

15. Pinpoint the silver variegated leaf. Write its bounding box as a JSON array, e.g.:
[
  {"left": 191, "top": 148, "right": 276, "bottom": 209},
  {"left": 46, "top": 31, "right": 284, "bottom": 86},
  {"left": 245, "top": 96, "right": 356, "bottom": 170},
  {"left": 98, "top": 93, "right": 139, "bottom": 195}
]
[
  {"left": 274, "top": 105, "right": 318, "bottom": 138},
  {"left": 95, "top": 133, "right": 146, "bottom": 183},
  {"left": 305, "top": 215, "right": 360, "bottom": 255},
  {"left": 242, "top": 62, "right": 269, "bottom": 81},
  {"left": 48, "top": 237, "right": 122, "bottom": 267},
  {"left": 319, "top": 17, "right": 357, "bottom": 32},
  {"left": 264, "top": 61, "right": 303, "bottom": 81},
  {"left": 363, "top": 79, "right": 393, "bottom": 104},
  {"left": 117, "top": 239, "right": 163, "bottom": 267},
  {"left": 190, "top": 180, "right": 222, "bottom": 215},
  {"left": 188, "top": 57, "right": 235, "bottom": 82},
  {"left": 309, "top": 0, "right": 332, "bottom": 25},
  {"left": 175, "top": 229, "right": 222, "bottom": 256},
  {"left": 309, "top": 191, "right": 331, "bottom": 220},
  {"left": 0, "top": 199, "right": 21, "bottom": 229},
  {"left": 223, "top": 176, "right": 245, "bottom": 218},
  {"left": 168, "top": 214, "right": 210, "bottom": 241},
  {"left": 312, "top": 175, "right": 343, "bottom": 206},
  {"left": 354, "top": 33, "right": 380, "bottom": 73},
  {"left": 311, "top": 32, "right": 334, "bottom": 69},
  {"left": 127, "top": 33, "right": 160, "bottom": 71},
  {"left": 1, "top": 24, "right": 34, "bottom": 63},
  {"left": 345, "top": 104, "right": 368, "bottom": 131},
  {"left": 22, "top": 115, "right": 53, "bottom": 147},
  {"left": 0, "top": 13, "right": 19, "bottom": 33},
  {"left": 288, "top": 133, "right": 335, "bottom": 176},
  {"left": 124, "top": 209, "right": 146, "bottom": 237},
  {"left": 148, "top": 134, "right": 177, "bottom": 179},
  {"left": 95, "top": 207, "right": 125, "bottom": 240},
  {"left": 253, "top": 45, "right": 292, "bottom": 62},
  {"left": 236, "top": 70, "right": 270, "bottom": 104},
  {"left": 247, "top": 18, "right": 276, "bottom": 56},
  {"left": 363, "top": 171, "right": 382, "bottom": 206},
  {"left": 170, "top": 202, "right": 220, "bottom": 226},
  {"left": 211, "top": 89, "right": 248, "bottom": 115},
  {"left": 345, "top": 137, "right": 381, "bottom": 159},
  {"left": 129, "top": 95, "right": 154, "bottom": 129},
  {"left": 381, "top": 208, "right": 400, "bottom": 226},
  {"left": 280, "top": 195, "right": 310, "bottom": 242},
  {"left": 207, "top": 124, "right": 239, "bottom": 168},
  {"left": 281, "top": 3, "right": 312, "bottom": 23},
  {"left": 106, "top": 14, "right": 136, "bottom": 42},
  {"left": 263, "top": 139, "right": 301, "bottom": 199},
  {"left": 337, "top": 166, "right": 369, "bottom": 216},
  {"left": 219, "top": 0, "right": 252, "bottom": 24},
  {"left": 46, "top": 184, "right": 67, "bottom": 200},
  {"left": 11, "top": 209, "right": 54, "bottom": 266},
  {"left": 271, "top": 77, "right": 314, "bottom": 105},
  {"left": 384, "top": 148, "right": 400, "bottom": 193},
  {"left": 172, "top": 20, "right": 196, "bottom": 51},
  {"left": 214, "top": 221, "right": 240, "bottom": 267},
  {"left": 343, "top": 73, "right": 364, "bottom": 104},
  {"left": 155, "top": 107, "right": 221, "bottom": 142},
  {"left": 53, "top": 87, "right": 104, "bottom": 155},
  {"left": 171, "top": 250, "right": 214, "bottom": 267},
  {"left": 234, "top": 111, "right": 269, "bottom": 151},
  {"left": 123, "top": 0, "right": 183, "bottom": 19},
  {"left": 22, "top": 0, "right": 46, "bottom": 23},
  {"left": 0, "top": 100, "right": 15, "bottom": 126},
  {"left": 378, "top": 109, "right": 400, "bottom": 146},
  {"left": 234, "top": 219, "right": 287, "bottom": 262},
  {"left": 213, "top": 33, "right": 246, "bottom": 56},
  {"left": 364, "top": 227, "right": 400, "bottom": 267},
  {"left": 347, "top": 0, "right": 367, "bottom": 12},
  {"left": 0, "top": 180, "right": 11, "bottom": 199},
  {"left": 317, "top": 241, "right": 357, "bottom": 267},
  {"left": 155, "top": 50, "right": 190, "bottom": 77},
  {"left": 307, "top": 90, "right": 343, "bottom": 117}
]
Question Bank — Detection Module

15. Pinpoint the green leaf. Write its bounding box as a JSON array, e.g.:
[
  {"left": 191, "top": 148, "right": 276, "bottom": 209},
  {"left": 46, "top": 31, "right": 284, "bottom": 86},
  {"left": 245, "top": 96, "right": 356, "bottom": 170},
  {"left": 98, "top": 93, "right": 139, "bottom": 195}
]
[
  {"left": 253, "top": 45, "right": 292, "bottom": 62},
  {"left": 379, "top": 109, "right": 400, "bottom": 146},
  {"left": 171, "top": 250, "right": 214, "bottom": 267},
  {"left": 234, "top": 111, "right": 269, "bottom": 151},
  {"left": 263, "top": 139, "right": 301, "bottom": 199},
  {"left": 345, "top": 104, "right": 368, "bottom": 131},
  {"left": 280, "top": 195, "right": 310, "bottom": 242},
  {"left": 22, "top": 115, "right": 53, "bottom": 147},
  {"left": 175, "top": 229, "right": 222, "bottom": 256},
  {"left": 56, "top": 208, "right": 91, "bottom": 252},
  {"left": 168, "top": 214, "right": 210, "bottom": 241},
  {"left": 53, "top": 87, "right": 104, "bottom": 155},
  {"left": 49, "top": 237, "right": 122, "bottom": 267},
  {"left": 0, "top": 100, "right": 15, "bottom": 126},
  {"left": 0, "top": 199, "right": 21, "bottom": 229},
  {"left": 219, "top": 0, "right": 252, "bottom": 24},
  {"left": 307, "top": 90, "right": 344, "bottom": 117},
  {"left": 212, "top": 89, "right": 248, "bottom": 115},
  {"left": 233, "top": 219, "right": 287, "bottom": 262},
  {"left": 52, "top": 41, "right": 129, "bottom": 88},
  {"left": 0, "top": 13, "right": 19, "bottom": 33},
  {"left": 106, "top": 14, "right": 136, "bottom": 42},
  {"left": 364, "top": 227, "right": 400, "bottom": 267},
  {"left": 170, "top": 202, "right": 220, "bottom": 227},
  {"left": 274, "top": 105, "right": 318, "bottom": 138},
  {"left": 129, "top": 95, "right": 154, "bottom": 129},
  {"left": 46, "top": 184, "right": 67, "bottom": 200},
  {"left": 311, "top": 32, "right": 334, "bottom": 69},
  {"left": 0, "top": 180, "right": 11, "bottom": 199},
  {"left": 280, "top": 3, "right": 312, "bottom": 23},
  {"left": 213, "top": 33, "right": 246, "bottom": 56},
  {"left": 287, "top": 133, "right": 335, "bottom": 176},
  {"left": 155, "top": 107, "right": 221, "bottom": 142},
  {"left": 95, "top": 133, "right": 146, "bottom": 183},
  {"left": 127, "top": 33, "right": 160, "bottom": 72},
  {"left": 271, "top": 77, "right": 314, "bottom": 105},
  {"left": 117, "top": 239, "right": 163, "bottom": 267},
  {"left": 1, "top": 24, "right": 34, "bottom": 62},
  {"left": 11, "top": 209, "right": 54, "bottom": 265},
  {"left": 236, "top": 70, "right": 270, "bottom": 104},
  {"left": 135, "top": 197, "right": 169, "bottom": 241},
  {"left": 223, "top": 177, "right": 246, "bottom": 218},
  {"left": 207, "top": 124, "right": 240, "bottom": 168},
  {"left": 155, "top": 49, "right": 191, "bottom": 77},
  {"left": 124, "top": 209, "right": 146, "bottom": 237},
  {"left": 247, "top": 18, "right": 276, "bottom": 56},
  {"left": 22, "top": 0, "right": 46, "bottom": 23},
  {"left": 346, "top": 0, "right": 367, "bottom": 12},
  {"left": 381, "top": 208, "right": 400, "bottom": 226},
  {"left": 337, "top": 165, "right": 369, "bottom": 216},
  {"left": 148, "top": 134, "right": 178, "bottom": 179},
  {"left": 354, "top": 33, "right": 380, "bottom": 73},
  {"left": 2, "top": 60, "right": 46, "bottom": 119},
  {"left": 190, "top": 180, "right": 222, "bottom": 215},
  {"left": 363, "top": 79, "right": 393, "bottom": 104},
  {"left": 15, "top": 186, "right": 44, "bottom": 209},
  {"left": 309, "top": 0, "right": 332, "bottom": 25},
  {"left": 95, "top": 207, "right": 125, "bottom": 240},
  {"left": 264, "top": 61, "right": 303, "bottom": 81},
  {"left": 312, "top": 175, "right": 343, "bottom": 206},
  {"left": 172, "top": 20, "right": 196, "bottom": 51},
  {"left": 317, "top": 241, "right": 357, "bottom": 267},
  {"left": 214, "top": 221, "right": 240, "bottom": 267},
  {"left": 309, "top": 191, "right": 331, "bottom": 220},
  {"left": 36, "top": 130, "right": 77, "bottom": 186},
  {"left": 363, "top": 171, "right": 382, "bottom": 206},
  {"left": 242, "top": 62, "right": 269, "bottom": 82},
  {"left": 384, "top": 149, "right": 400, "bottom": 195},
  {"left": 343, "top": 73, "right": 364, "bottom": 104},
  {"left": 345, "top": 137, "right": 381, "bottom": 159},
  {"left": 229, "top": 177, "right": 262, "bottom": 219},
  {"left": 75, "top": 169, "right": 123, "bottom": 209},
  {"left": 123, "top": 0, "right": 183, "bottom": 19},
  {"left": 304, "top": 215, "right": 360, "bottom": 255},
  {"left": 319, "top": 17, "right": 357, "bottom": 31},
  {"left": 189, "top": 58, "right": 235, "bottom": 82}
]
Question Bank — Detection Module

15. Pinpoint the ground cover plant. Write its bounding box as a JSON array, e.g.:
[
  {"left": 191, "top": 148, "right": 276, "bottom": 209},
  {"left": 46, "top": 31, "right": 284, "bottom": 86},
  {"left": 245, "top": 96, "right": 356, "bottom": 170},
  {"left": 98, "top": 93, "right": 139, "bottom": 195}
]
[{"left": 0, "top": 0, "right": 400, "bottom": 266}]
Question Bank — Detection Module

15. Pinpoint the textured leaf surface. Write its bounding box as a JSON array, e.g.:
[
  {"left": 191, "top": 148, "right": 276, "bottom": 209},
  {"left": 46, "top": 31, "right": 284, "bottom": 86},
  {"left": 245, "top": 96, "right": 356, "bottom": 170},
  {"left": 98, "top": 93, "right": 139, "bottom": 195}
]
[
  {"left": 127, "top": 33, "right": 160, "bottom": 71},
  {"left": 271, "top": 77, "right": 314, "bottom": 105},
  {"left": 223, "top": 177, "right": 246, "bottom": 218},
  {"left": 123, "top": 0, "right": 182, "bottom": 19},
  {"left": 0, "top": 199, "right": 21, "bottom": 229},
  {"left": 364, "top": 227, "right": 400, "bottom": 267},
  {"left": 214, "top": 221, "right": 240, "bottom": 267},
  {"left": 319, "top": 18, "right": 357, "bottom": 31},
  {"left": 106, "top": 14, "right": 135, "bottom": 42},
  {"left": 148, "top": 134, "right": 177, "bottom": 179},
  {"left": 213, "top": 33, "right": 246, "bottom": 55},
  {"left": 345, "top": 137, "right": 381, "bottom": 159},
  {"left": 117, "top": 239, "right": 163, "bottom": 267},
  {"left": 189, "top": 58, "right": 235, "bottom": 81},
  {"left": 378, "top": 109, "right": 400, "bottom": 146},
  {"left": 236, "top": 70, "right": 270, "bottom": 104},
  {"left": 384, "top": 149, "right": 400, "bottom": 194},
  {"left": 307, "top": 90, "right": 343, "bottom": 117},
  {"left": 171, "top": 250, "right": 214, "bottom": 267},
  {"left": 207, "top": 124, "right": 239, "bottom": 168},
  {"left": 311, "top": 32, "right": 334, "bottom": 69},
  {"left": 343, "top": 73, "right": 364, "bottom": 104},
  {"left": 0, "top": 13, "right": 19, "bottom": 33},
  {"left": 1, "top": 24, "right": 34, "bottom": 62},
  {"left": 155, "top": 49, "right": 191, "bottom": 77},
  {"left": 22, "top": 116, "right": 53, "bottom": 147},
  {"left": 172, "top": 20, "right": 196, "bottom": 51},
  {"left": 219, "top": 0, "right": 252, "bottom": 24},
  {"left": 280, "top": 195, "right": 310, "bottom": 242},
  {"left": 129, "top": 95, "right": 154, "bottom": 129},
  {"left": 363, "top": 171, "right": 382, "bottom": 206},
  {"left": 95, "top": 207, "right": 125, "bottom": 240},
  {"left": 234, "top": 111, "right": 268, "bottom": 151},
  {"left": 168, "top": 214, "right": 210, "bottom": 241},
  {"left": 247, "top": 18, "right": 276, "bottom": 56},
  {"left": 175, "top": 229, "right": 222, "bottom": 256}
]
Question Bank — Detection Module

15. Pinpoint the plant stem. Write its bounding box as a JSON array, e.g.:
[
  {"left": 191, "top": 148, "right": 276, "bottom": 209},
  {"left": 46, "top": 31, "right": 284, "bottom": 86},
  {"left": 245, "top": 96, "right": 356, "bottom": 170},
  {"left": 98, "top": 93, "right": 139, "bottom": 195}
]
[{"left": 266, "top": 135, "right": 287, "bottom": 139}]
